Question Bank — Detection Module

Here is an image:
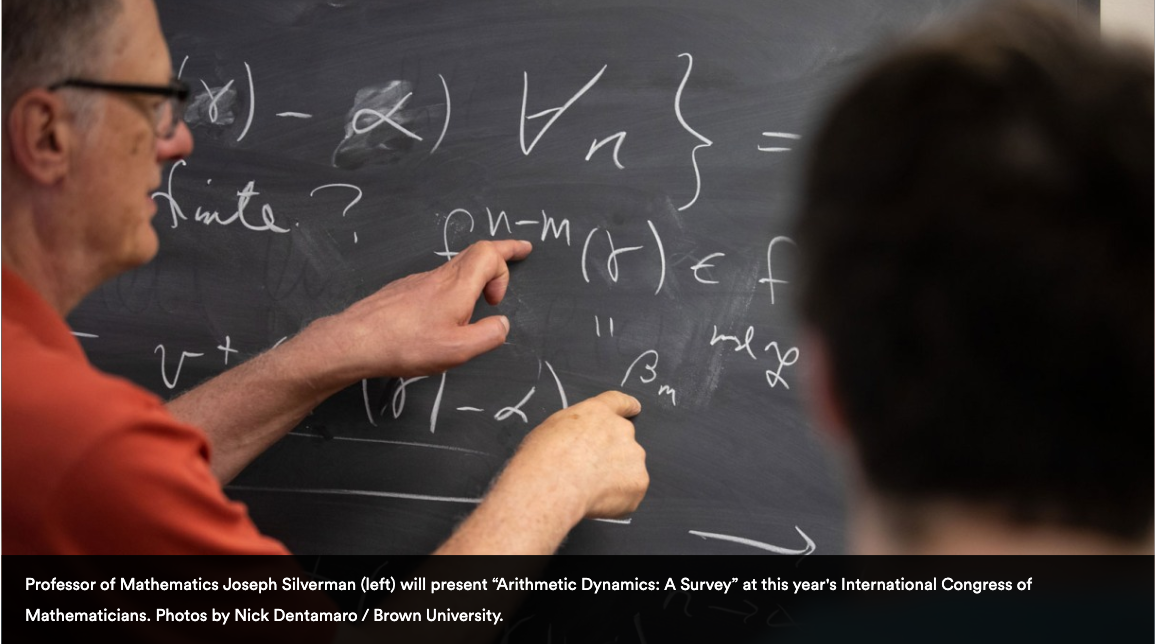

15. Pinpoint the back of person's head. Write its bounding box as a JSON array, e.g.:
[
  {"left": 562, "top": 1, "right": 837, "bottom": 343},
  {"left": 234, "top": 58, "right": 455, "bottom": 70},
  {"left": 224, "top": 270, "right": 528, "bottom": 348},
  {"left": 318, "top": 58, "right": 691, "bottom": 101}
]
[
  {"left": 2, "top": 0, "right": 122, "bottom": 116},
  {"left": 797, "top": 0, "right": 1152, "bottom": 543}
]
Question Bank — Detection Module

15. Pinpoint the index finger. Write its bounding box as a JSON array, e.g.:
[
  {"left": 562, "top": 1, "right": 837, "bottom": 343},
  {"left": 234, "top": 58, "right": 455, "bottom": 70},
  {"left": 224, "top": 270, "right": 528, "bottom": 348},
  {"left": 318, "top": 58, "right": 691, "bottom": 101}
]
[
  {"left": 592, "top": 390, "right": 642, "bottom": 418},
  {"left": 453, "top": 240, "right": 533, "bottom": 303},
  {"left": 458, "top": 239, "right": 533, "bottom": 265}
]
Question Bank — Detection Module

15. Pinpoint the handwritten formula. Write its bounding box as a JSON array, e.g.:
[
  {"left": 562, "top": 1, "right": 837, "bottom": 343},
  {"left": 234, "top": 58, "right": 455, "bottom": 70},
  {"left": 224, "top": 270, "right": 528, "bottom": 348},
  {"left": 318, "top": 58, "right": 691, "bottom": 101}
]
[{"left": 63, "top": 0, "right": 961, "bottom": 555}]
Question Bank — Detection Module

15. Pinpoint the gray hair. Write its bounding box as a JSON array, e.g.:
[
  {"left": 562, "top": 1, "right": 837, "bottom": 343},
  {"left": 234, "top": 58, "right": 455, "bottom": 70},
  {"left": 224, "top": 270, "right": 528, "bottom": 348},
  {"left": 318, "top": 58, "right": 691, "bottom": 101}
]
[{"left": 2, "top": 0, "right": 123, "bottom": 120}]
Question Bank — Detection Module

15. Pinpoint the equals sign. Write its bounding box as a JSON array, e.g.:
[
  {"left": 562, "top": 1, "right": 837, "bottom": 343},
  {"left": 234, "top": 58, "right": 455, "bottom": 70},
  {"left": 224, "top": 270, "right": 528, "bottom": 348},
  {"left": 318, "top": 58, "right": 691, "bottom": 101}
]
[{"left": 758, "top": 132, "right": 800, "bottom": 152}]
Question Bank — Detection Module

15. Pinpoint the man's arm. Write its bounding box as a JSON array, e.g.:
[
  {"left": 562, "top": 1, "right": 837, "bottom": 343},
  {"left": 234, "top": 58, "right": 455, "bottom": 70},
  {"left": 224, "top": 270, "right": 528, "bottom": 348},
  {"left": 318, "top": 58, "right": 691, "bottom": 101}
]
[
  {"left": 436, "top": 391, "right": 648, "bottom": 555},
  {"left": 166, "top": 239, "right": 533, "bottom": 483}
]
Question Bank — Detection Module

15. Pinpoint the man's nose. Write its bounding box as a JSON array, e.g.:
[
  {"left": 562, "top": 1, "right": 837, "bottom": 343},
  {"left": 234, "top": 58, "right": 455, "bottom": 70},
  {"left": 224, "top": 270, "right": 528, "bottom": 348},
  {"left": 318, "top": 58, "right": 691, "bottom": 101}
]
[{"left": 156, "top": 121, "right": 194, "bottom": 162}]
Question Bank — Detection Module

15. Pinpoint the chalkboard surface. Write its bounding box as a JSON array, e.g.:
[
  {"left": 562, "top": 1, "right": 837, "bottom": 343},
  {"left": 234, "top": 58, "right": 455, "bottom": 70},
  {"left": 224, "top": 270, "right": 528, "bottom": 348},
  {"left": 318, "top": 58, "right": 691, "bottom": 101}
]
[{"left": 69, "top": 0, "right": 1087, "bottom": 555}]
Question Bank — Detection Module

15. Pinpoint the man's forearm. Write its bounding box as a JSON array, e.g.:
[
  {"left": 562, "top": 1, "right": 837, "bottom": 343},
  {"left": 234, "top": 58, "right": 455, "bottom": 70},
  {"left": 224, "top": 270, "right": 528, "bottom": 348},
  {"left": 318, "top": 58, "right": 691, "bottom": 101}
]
[
  {"left": 166, "top": 240, "right": 532, "bottom": 485},
  {"left": 165, "top": 328, "right": 348, "bottom": 484},
  {"left": 434, "top": 461, "right": 586, "bottom": 555}
]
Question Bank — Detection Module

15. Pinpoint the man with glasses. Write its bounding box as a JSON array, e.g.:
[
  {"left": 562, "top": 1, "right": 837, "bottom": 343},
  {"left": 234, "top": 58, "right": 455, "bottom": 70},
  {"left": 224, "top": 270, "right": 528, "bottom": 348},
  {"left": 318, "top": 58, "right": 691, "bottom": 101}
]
[
  {"left": 47, "top": 77, "right": 191, "bottom": 138},
  {"left": 2, "top": 0, "right": 649, "bottom": 555}
]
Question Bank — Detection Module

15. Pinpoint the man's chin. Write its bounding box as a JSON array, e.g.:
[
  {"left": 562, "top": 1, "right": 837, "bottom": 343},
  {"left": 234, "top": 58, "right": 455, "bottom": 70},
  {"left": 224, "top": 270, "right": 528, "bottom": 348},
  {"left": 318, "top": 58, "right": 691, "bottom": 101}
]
[{"left": 118, "top": 231, "right": 161, "bottom": 274}]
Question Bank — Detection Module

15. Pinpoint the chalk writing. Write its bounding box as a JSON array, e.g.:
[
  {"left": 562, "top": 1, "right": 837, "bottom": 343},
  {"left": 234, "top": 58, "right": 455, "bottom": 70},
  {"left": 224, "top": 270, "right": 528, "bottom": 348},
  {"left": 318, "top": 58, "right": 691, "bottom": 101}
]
[
  {"left": 486, "top": 208, "right": 511, "bottom": 236},
  {"left": 154, "top": 344, "right": 203, "bottom": 390},
  {"left": 648, "top": 220, "right": 667, "bottom": 295},
  {"left": 622, "top": 350, "right": 660, "bottom": 387},
  {"left": 310, "top": 183, "right": 364, "bottom": 243},
  {"left": 362, "top": 379, "right": 377, "bottom": 427},
  {"left": 757, "top": 131, "right": 800, "bottom": 152},
  {"left": 389, "top": 377, "right": 430, "bottom": 419},
  {"left": 152, "top": 160, "right": 290, "bottom": 234},
  {"left": 709, "top": 600, "right": 758, "bottom": 623},
  {"left": 289, "top": 432, "right": 491, "bottom": 457},
  {"left": 605, "top": 230, "right": 644, "bottom": 283},
  {"left": 674, "top": 53, "right": 714, "bottom": 212},
  {"left": 763, "top": 342, "right": 799, "bottom": 389},
  {"left": 691, "top": 252, "right": 725, "bottom": 284},
  {"left": 430, "top": 373, "right": 447, "bottom": 433},
  {"left": 594, "top": 315, "right": 616, "bottom": 338},
  {"left": 578, "top": 221, "right": 668, "bottom": 294},
  {"left": 543, "top": 361, "right": 569, "bottom": 409},
  {"left": 431, "top": 73, "right": 451, "bottom": 154},
  {"left": 688, "top": 527, "right": 816, "bottom": 557},
  {"left": 580, "top": 227, "right": 599, "bottom": 283},
  {"left": 107, "top": 18, "right": 845, "bottom": 557},
  {"left": 710, "top": 325, "right": 757, "bottom": 360},
  {"left": 436, "top": 208, "right": 475, "bottom": 260},
  {"left": 353, "top": 91, "right": 422, "bottom": 140},
  {"left": 520, "top": 65, "right": 606, "bottom": 155},
  {"left": 239, "top": 62, "right": 255, "bottom": 140},
  {"left": 495, "top": 387, "right": 536, "bottom": 423},
  {"left": 586, "top": 131, "right": 627, "bottom": 169},
  {"left": 759, "top": 236, "right": 797, "bottom": 305},
  {"left": 334, "top": 81, "right": 425, "bottom": 168},
  {"left": 514, "top": 210, "right": 571, "bottom": 245},
  {"left": 707, "top": 324, "right": 800, "bottom": 389},
  {"left": 217, "top": 335, "right": 238, "bottom": 365},
  {"left": 198, "top": 79, "right": 235, "bottom": 124}
]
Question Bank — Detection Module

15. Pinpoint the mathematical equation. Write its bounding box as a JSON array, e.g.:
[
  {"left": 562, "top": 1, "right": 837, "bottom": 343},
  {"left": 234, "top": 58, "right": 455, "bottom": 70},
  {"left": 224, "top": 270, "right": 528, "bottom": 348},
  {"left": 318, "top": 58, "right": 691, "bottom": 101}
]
[
  {"left": 138, "top": 308, "right": 798, "bottom": 422},
  {"left": 79, "top": 24, "right": 833, "bottom": 555},
  {"left": 166, "top": 51, "right": 799, "bottom": 232}
]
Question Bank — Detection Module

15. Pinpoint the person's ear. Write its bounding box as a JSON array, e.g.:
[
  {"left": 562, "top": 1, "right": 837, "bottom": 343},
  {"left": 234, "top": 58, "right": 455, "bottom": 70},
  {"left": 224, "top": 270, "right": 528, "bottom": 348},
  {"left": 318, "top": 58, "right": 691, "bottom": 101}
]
[
  {"left": 7, "top": 89, "right": 75, "bottom": 186},
  {"left": 801, "top": 329, "right": 852, "bottom": 444}
]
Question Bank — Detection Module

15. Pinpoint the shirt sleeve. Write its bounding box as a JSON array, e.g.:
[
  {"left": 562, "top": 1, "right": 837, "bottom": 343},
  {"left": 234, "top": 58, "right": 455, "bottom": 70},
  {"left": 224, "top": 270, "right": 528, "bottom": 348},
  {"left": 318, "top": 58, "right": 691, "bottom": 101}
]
[{"left": 48, "top": 410, "right": 290, "bottom": 555}]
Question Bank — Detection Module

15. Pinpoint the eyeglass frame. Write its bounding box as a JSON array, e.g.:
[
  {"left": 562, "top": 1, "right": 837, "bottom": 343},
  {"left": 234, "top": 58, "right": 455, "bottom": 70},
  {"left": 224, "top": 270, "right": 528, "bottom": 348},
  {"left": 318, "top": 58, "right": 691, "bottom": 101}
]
[{"left": 47, "top": 78, "right": 190, "bottom": 140}]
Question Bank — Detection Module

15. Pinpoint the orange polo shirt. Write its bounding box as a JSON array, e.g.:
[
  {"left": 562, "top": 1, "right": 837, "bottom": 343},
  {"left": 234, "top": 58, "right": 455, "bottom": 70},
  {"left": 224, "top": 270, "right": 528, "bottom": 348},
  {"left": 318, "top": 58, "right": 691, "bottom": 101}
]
[{"left": 1, "top": 266, "right": 288, "bottom": 554}]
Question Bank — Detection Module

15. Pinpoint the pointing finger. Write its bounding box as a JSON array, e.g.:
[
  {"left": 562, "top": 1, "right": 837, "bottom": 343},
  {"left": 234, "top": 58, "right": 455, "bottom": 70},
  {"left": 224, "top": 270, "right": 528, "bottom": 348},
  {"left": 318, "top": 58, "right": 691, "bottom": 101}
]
[
  {"left": 593, "top": 390, "right": 642, "bottom": 418},
  {"left": 453, "top": 240, "right": 533, "bottom": 305}
]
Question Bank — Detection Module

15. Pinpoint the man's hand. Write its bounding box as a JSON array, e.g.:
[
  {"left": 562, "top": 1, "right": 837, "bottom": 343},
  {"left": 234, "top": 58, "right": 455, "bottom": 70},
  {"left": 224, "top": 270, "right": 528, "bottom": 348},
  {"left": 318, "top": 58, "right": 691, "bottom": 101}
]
[
  {"left": 436, "top": 391, "right": 649, "bottom": 554},
  {"left": 304, "top": 239, "right": 533, "bottom": 381},
  {"left": 506, "top": 391, "right": 649, "bottom": 518}
]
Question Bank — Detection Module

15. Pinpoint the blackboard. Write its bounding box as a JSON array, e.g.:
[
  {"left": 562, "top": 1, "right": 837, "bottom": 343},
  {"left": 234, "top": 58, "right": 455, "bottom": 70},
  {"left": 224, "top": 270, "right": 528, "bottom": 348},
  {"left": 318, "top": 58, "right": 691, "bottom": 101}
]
[{"left": 70, "top": 0, "right": 1090, "bottom": 555}]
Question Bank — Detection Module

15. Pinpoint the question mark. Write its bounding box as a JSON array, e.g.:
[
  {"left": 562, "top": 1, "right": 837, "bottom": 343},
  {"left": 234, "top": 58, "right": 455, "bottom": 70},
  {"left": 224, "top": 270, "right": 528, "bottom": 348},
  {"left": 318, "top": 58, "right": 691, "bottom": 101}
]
[{"left": 309, "top": 183, "right": 363, "bottom": 243}]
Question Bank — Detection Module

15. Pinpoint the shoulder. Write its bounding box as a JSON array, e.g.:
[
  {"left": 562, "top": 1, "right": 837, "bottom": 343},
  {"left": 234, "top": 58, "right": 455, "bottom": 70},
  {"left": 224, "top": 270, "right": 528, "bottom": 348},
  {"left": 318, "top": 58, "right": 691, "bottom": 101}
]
[
  {"left": 43, "top": 417, "right": 288, "bottom": 554},
  {"left": 2, "top": 321, "right": 285, "bottom": 555},
  {"left": 3, "top": 316, "right": 178, "bottom": 465}
]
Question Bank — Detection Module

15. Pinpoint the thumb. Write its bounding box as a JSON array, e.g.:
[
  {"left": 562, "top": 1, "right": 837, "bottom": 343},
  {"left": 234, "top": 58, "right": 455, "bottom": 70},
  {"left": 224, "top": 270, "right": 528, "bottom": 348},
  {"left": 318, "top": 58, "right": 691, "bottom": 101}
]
[{"left": 450, "top": 315, "right": 510, "bottom": 362}]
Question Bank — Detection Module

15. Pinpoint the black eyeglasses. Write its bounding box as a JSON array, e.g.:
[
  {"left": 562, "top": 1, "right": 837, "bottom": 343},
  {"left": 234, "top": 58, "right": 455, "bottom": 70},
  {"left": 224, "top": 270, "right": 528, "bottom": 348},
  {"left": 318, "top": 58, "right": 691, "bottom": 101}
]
[{"left": 47, "top": 78, "right": 190, "bottom": 140}]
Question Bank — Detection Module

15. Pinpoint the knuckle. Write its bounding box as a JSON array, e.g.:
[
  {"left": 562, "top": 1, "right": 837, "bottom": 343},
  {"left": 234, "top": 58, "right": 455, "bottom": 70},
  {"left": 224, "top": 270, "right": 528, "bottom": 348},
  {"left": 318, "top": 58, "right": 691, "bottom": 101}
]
[
  {"left": 576, "top": 397, "right": 601, "bottom": 413},
  {"left": 597, "top": 391, "right": 623, "bottom": 410},
  {"left": 437, "top": 336, "right": 472, "bottom": 367},
  {"left": 628, "top": 490, "right": 644, "bottom": 511},
  {"left": 472, "top": 240, "right": 497, "bottom": 258}
]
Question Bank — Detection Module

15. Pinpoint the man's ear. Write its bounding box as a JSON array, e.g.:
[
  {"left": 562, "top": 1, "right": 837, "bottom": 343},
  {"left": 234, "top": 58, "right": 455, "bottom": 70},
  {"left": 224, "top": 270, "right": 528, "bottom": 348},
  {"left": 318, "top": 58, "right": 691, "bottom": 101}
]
[
  {"left": 801, "top": 329, "right": 852, "bottom": 444},
  {"left": 7, "top": 89, "right": 74, "bottom": 186}
]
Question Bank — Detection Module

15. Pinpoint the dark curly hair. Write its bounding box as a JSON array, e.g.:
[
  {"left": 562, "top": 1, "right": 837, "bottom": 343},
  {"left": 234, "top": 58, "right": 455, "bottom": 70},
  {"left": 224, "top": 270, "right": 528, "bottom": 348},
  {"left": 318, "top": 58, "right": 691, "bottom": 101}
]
[{"left": 797, "top": 1, "right": 1153, "bottom": 541}]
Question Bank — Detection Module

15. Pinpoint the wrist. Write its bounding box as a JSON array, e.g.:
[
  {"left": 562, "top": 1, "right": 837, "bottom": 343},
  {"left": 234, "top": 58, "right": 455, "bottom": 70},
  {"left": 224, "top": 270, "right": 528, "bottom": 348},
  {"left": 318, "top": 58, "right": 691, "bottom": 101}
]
[
  {"left": 269, "top": 322, "right": 359, "bottom": 401},
  {"left": 492, "top": 456, "right": 589, "bottom": 531}
]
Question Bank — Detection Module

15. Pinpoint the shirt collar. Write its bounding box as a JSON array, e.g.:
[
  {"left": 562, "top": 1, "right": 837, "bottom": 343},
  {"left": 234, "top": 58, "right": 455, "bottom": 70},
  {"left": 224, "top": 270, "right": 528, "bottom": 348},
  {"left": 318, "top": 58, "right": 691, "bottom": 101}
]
[{"left": 2, "top": 265, "right": 87, "bottom": 360}]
